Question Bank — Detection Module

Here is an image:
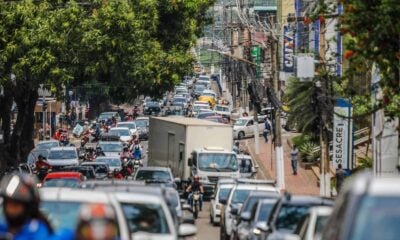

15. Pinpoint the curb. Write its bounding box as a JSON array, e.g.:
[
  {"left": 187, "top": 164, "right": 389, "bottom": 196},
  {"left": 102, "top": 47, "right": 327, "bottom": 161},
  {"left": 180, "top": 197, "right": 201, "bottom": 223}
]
[{"left": 244, "top": 139, "right": 273, "bottom": 180}]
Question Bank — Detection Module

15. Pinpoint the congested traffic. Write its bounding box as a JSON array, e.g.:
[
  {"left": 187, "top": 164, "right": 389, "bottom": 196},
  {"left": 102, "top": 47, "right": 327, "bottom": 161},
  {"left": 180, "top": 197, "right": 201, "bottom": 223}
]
[{"left": 2, "top": 73, "right": 400, "bottom": 240}]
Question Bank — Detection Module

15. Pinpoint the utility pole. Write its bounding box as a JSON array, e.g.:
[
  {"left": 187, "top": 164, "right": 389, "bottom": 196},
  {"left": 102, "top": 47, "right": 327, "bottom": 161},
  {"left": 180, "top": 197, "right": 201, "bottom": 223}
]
[
  {"left": 319, "top": 18, "right": 331, "bottom": 197},
  {"left": 272, "top": 37, "right": 285, "bottom": 190}
]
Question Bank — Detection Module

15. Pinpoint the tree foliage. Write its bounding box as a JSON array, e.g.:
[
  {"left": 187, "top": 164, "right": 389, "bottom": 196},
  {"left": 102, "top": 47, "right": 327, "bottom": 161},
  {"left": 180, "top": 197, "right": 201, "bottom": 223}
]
[
  {"left": 0, "top": 0, "right": 214, "bottom": 165},
  {"left": 341, "top": 0, "right": 400, "bottom": 116}
]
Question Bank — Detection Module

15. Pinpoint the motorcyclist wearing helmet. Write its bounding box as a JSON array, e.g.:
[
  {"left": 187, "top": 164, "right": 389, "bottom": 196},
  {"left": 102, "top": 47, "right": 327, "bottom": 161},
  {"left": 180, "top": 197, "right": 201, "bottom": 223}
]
[
  {"left": 120, "top": 146, "right": 132, "bottom": 159},
  {"left": 96, "top": 146, "right": 105, "bottom": 157},
  {"left": 186, "top": 175, "right": 204, "bottom": 211},
  {"left": 0, "top": 173, "right": 54, "bottom": 239},
  {"left": 35, "top": 155, "right": 52, "bottom": 170},
  {"left": 76, "top": 203, "right": 119, "bottom": 240}
]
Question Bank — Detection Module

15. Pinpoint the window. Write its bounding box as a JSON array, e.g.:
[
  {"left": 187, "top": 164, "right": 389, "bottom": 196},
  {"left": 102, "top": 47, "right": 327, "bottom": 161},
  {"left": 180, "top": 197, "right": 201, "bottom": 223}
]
[
  {"left": 275, "top": 204, "right": 310, "bottom": 232},
  {"left": 121, "top": 202, "right": 170, "bottom": 234},
  {"left": 247, "top": 120, "right": 254, "bottom": 126}
]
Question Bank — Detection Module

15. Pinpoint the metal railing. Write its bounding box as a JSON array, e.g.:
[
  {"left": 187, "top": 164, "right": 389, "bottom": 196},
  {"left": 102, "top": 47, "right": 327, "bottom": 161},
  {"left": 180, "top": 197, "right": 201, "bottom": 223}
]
[{"left": 311, "top": 127, "right": 370, "bottom": 155}]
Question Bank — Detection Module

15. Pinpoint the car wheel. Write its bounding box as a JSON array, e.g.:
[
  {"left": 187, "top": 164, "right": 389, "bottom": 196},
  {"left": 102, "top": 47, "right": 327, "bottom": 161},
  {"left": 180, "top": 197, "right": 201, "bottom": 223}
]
[{"left": 238, "top": 131, "right": 245, "bottom": 139}]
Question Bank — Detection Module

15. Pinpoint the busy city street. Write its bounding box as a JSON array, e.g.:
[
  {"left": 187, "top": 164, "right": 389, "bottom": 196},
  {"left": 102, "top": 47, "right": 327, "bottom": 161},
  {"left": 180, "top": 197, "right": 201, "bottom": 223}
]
[{"left": 0, "top": 0, "right": 400, "bottom": 240}]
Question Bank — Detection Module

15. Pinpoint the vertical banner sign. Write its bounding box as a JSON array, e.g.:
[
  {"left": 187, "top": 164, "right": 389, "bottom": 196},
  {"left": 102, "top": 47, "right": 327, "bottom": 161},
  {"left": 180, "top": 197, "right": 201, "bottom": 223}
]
[
  {"left": 336, "top": 3, "right": 343, "bottom": 76},
  {"left": 333, "top": 99, "right": 353, "bottom": 170},
  {"left": 283, "top": 26, "right": 294, "bottom": 72},
  {"left": 314, "top": 20, "right": 320, "bottom": 57}
]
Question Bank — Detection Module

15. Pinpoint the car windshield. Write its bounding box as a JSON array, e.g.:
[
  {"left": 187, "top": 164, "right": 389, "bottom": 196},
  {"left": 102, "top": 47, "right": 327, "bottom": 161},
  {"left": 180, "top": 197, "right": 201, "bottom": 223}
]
[
  {"left": 198, "top": 153, "right": 238, "bottom": 172},
  {"left": 219, "top": 188, "right": 232, "bottom": 200},
  {"left": 193, "top": 105, "right": 209, "bottom": 111},
  {"left": 83, "top": 164, "right": 108, "bottom": 174},
  {"left": 117, "top": 123, "right": 136, "bottom": 129},
  {"left": 243, "top": 195, "right": 265, "bottom": 212},
  {"left": 135, "top": 120, "right": 148, "bottom": 128},
  {"left": 231, "top": 189, "right": 251, "bottom": 204},
  {"left": 256, "top": 202, "right": 274, "bottom": 222},
  {"left": 99, "top": 113, "right": 114, "bottom": 119},
  {"left": 314, "top": 215, "right": 329, "bottom": 238},
  {"left": 43, "top": 178, "right": 80, "bottom": 188},
  {"left": 97, "top": 158, "right": 121, "bottom": 167},
  {"left": 198, "top": 113, "right": 215, "bottom": 119},
  {"left": 202, "top": 92, "right": 215, "bottom": 97},
  {"left": 48, "top": 150, "right": 77, "bottom": 160},
  {"left": 110, "top": 129, "right": 130, "bottom": 136},
  {"left": 235, "top": 119, "right": 247, "bottom": 126},
  {"left": 195, "top": 85, "right": 205, "bottom": 91},
  {"left": 135, "top": 170, "right": 171, "bottom": 182},
  {"left": 351, "top": 196, "right": 400, "bottom": 240},
  {"left": 276, "top": 204, "right": 311, "bottom": 232},
  {"left": 41, "top": 201, "right": 84, "bottom": 231},
  {"left": 173, "top": 98, "right": 185, "bottom": 103},
  {"left": 238, "top": 158, "right": 253, "bottom": 173},
  {"left": 37, "top": 142, "right": 59, "bottom": 150},
  {"left": 99, "top": 143, "right": 122, "bottom": 152},
  {"left": 147, "top": 102, "right": 160, "bottom": 107},
  {"left": 121, "top": 202, "right": 170, "bottom": 234},
  {"left": 215, "top": 106, "right": 229, "bottom": 112}
]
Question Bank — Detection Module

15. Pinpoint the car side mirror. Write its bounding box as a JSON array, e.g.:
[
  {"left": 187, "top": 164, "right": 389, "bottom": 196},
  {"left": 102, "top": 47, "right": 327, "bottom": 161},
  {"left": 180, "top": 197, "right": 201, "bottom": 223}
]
[
  {"left": 219, "top": 198, "right": 227, "bottom": 205},
  {"left": 240, "top": 212, "right": 251, "bottom": 222},
  {"left": 230, "top": 207, "right": 238, "bottom": 215},
  {"left": 254, "top": 222, "right": 269, "bottom": 234},
  {"left": 178, "top": 224, "right": 197, "bottom": 238},
  {"left": 182, "top": 215, "right": 195, "bottom": 225}
]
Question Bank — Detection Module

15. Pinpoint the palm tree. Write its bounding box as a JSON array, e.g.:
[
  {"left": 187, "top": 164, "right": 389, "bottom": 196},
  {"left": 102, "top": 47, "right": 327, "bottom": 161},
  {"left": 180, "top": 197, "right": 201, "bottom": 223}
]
[{"left": 284, "top": 77, "right": 320, "bottom": 137}]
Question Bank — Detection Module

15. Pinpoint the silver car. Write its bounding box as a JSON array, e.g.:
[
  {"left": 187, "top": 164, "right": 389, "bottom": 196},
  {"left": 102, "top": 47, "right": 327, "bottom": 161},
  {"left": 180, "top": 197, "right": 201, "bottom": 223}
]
[{"left": 46, "top": 147, "right": 79, "bottom": 169}]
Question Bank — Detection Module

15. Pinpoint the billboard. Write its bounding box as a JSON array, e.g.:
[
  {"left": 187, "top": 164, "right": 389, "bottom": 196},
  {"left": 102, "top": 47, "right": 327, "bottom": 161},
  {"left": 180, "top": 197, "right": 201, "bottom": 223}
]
[
  {"left": 283, "top": 26, "right": 294, "bottom": 72},
  {"left": 333, "top": 99, "right": 353, "bottom": 169}
]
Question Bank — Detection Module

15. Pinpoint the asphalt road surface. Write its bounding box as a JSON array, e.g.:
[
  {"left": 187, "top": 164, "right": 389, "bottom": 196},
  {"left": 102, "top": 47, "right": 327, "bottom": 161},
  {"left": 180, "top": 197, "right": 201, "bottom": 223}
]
[{"left": 191, "top": 202, "right": 219, "bottom": 240}]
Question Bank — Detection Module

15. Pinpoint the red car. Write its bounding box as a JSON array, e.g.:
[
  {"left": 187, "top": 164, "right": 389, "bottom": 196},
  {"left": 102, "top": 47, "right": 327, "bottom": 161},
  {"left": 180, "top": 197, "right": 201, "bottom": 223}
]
[{"left": 41, "top": 172, "right": 84, "bottom": 188}]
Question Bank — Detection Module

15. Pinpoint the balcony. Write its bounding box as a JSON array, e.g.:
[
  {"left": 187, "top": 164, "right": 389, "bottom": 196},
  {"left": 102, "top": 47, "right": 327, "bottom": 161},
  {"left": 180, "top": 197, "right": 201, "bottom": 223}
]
[{"left": 253, "top": 0, "right": 277, "bottom": 12}]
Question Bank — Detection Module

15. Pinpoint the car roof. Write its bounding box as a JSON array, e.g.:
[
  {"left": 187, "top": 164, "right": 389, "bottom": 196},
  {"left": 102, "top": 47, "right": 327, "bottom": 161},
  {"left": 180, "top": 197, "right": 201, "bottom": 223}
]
[
  {"left": 110, "top": 127, "right": 130, "bottom": 131},
  {"left": 117, "top": 121, "right": 135, "bottom": 124},
  {"left": 137, "top": 166, "right": 172, "bottom": 172},
  {"left": 81, "top": 162, "right": 108, "bottom": 166},
  {"left": 237, "top": 154, "right": 252, "bottom": 160},
  {"left": 367, "top": 177, "right": 400, "bottom": 196},
  {"left": 307, "top": 206, "right": 333, "bottom": 216},
  {"left": 218, "top": 178, "right": 236, "bottom": 185},
  {"left": 136, "top": 117, "right": 149, "bottom": 120},
  {"left": 235, "top": 184, "right": 278, "bottom": 192},
  {"left": 281, "top": 195, "right": 334, "bottom": 206},
  {"left": 96, "top": 156, "right": 120, "bottom": 160},
  {"left": 246, "top": 191, "right": 280, "bottom": 199},
  {"left": 49, "top": 147, "right": 76, "bottom": 151},
  {"left": 100, "top": 112, "right": 117, "bottom": 115},
  {"left": 98, "top": 141, "right": 121, "bottom": 145},
  {"left": 40, "top": 188, "right": 111, "bottom": 203},
  {"left": 38, "top": 140, "right": 59, "bottom": 144},
  {"left": 45, "top": 172, "right": 82, "bottom": 179},
  {"left": 237, "top": 117, "right": 254, "bottom": 121}
]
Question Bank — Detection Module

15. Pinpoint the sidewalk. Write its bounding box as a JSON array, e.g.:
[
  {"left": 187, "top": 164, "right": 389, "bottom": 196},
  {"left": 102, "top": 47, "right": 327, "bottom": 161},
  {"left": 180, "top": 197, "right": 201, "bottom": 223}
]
[{"left": 245, "top": 133, "right": 320, "bottom": 196}]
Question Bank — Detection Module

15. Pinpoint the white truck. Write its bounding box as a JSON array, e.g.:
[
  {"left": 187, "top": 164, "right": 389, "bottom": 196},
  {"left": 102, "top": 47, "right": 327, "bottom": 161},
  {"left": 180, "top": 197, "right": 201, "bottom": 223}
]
[{"left": 148, "top": 117, "right": 239, "bottom": 197}]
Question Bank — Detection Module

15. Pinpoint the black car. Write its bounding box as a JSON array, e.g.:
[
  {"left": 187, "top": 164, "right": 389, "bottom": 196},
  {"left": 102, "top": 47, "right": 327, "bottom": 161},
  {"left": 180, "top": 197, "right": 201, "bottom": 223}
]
[
  {"left": 61, "top": 165, "right": 96, "bottom": 180},
  {"left": 257, "top": 194, "right": 334, "bottom": 240},
  {"left": 144, "top": 101, "right": 161, "bottom": 115},
  {"left": 80, "top": 162, "right": 110, "bottom": 180},
  {"left": 231, "top": 192, "right": 280, "bottom": 240}
]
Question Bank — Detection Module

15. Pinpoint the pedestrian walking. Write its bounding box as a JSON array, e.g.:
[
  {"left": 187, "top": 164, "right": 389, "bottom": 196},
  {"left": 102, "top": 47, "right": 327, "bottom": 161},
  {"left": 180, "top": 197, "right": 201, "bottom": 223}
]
[
  {"left": 263, "top": 118, "right": 271, "bottom": 142},
  {"left": 291, "top": 144, "right": 298, "bottom": 175},
  {"left": 336, "top": 164, "right": 347, "bottom": 194}
]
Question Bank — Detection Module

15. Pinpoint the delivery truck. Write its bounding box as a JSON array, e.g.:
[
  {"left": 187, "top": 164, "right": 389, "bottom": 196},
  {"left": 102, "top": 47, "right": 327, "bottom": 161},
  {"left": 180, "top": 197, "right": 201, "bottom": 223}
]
[{"left": 148, "top": 117, "right": 239, "bottom": 197}]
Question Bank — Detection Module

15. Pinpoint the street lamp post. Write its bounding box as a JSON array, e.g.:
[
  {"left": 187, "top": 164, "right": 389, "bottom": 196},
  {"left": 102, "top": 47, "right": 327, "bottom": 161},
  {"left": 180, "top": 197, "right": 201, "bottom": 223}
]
[{"left": 40, "top": 84, "right": 46, "bottom": 139}]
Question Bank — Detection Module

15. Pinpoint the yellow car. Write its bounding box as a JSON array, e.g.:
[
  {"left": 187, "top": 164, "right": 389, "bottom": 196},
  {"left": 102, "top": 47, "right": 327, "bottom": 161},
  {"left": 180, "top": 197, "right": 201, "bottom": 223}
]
[{"left": 198, "top": 95, "right": 215, "bottom": 108}]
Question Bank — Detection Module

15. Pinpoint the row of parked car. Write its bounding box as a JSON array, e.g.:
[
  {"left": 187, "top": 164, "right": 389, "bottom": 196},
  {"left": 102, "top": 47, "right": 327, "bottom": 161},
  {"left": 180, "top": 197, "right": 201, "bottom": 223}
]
[{"left": 211, "top": 171, "right": 400, "bottom": 240}]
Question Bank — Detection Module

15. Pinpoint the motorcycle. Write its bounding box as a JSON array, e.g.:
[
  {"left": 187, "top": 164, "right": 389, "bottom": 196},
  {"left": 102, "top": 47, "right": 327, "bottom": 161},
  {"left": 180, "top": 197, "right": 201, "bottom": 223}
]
[
  {"left": 191, "top": 191, "right": 201, "bottom": 219},
  {"left": 133, "top": 159, "right": 142, "bottom": 172}
]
